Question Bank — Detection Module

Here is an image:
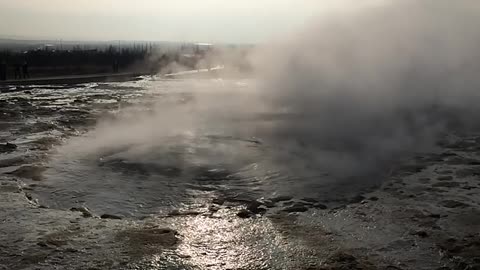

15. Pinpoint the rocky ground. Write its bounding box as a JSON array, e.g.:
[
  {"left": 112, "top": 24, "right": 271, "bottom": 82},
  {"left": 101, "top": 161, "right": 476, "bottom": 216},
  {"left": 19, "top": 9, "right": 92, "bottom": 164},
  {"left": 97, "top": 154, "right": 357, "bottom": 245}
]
[
  {"left": 0, "top": 85, "right": 479, "bottom": 269},
  {"left": 1, "top": 134, "right": 479, "bottom": 269}
]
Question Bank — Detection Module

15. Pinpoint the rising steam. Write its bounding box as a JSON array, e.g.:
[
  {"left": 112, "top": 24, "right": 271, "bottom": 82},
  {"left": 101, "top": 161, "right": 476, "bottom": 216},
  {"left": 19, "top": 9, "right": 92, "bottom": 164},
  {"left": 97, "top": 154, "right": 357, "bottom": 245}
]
[
  {"left": 60, "top": 0, "right": 480, "bottom": 182},
  {"left": 251, "top": 0, "right": 480, "bottom": 175}
]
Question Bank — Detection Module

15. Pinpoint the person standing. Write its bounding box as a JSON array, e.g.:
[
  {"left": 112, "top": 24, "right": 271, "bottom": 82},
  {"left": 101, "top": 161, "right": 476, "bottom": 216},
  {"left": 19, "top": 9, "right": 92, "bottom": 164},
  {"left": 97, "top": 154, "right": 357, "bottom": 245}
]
[
  {"left": 14, "top": 63, "right": 21, "bottom": 79},
  {"left": 22, "top": 61, "right": 29, "bottom": 79},
  {"left": 112, "top": 60, "right": 119, "bottom": 73}
]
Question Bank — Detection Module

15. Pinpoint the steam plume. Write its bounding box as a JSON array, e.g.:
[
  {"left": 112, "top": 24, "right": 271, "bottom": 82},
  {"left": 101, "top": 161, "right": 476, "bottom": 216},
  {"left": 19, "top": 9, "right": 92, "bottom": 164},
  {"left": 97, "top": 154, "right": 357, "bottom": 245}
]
[{"left": 61, "top": 0, "right": 480, "bottom": 182}]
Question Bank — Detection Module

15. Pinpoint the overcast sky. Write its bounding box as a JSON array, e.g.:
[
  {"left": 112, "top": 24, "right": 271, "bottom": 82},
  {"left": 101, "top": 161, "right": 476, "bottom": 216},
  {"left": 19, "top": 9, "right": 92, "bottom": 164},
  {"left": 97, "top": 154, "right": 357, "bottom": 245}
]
[{"left": 0, "top": 0, "right": 386, "bottom": 43}]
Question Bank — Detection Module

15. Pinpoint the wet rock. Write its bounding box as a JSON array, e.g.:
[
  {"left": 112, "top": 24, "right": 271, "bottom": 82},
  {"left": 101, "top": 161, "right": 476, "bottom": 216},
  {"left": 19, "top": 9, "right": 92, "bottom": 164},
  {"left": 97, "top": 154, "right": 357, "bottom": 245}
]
[
  {"left": 384, "top": 266, "right": 403, "bottom": 270},
  {"left": 436, "top": 237, "right": 463, "bottom": 254},
  {"left": 301, "top": 197, "right": 319, "bottom": 203},
  {"left": 380, "top": 239, "right": 417, "bottom": 252},
  {"left": 320, "top": 252, "right": 376, "bottom": 270},
  {"left": 223, "top": 194, "right": 256, "bottom": 204},
  {"left": 329, "top": 205, "right": 347, "bottom": 213},
  {"left": 437, "top": 176, "right": 453, "bottom": 181},
  {"left": 30, "top": 137, "right": 60, "bottom": 150},
  {"left": 325, "top": 252, "right": 356, "bottom": 264},
  {"left": 36, "top": 241, "right": 50, "bottom": 248},
  {"left": 70, "top": 206, "right": 93, "bottom": 218},
  {"left": 6, "top": 165, "right": 46, "bottom": 181},
  {"left": 440, "top": 200, "right": 470, "bottom": 208},
  {"left": 208, "top": 205, "right": 220, "bottom": 212},
  {"left": 282, "top": 203, "right": 309, "bottom": 213},
  {"left": 0, "top": 156, "right": 28, "bottom": 168},
  {"left": 282, "top": 200, "right": 295, "bottom": 206},
  {"left": 410, "top": 230, "right": 429, "bottom": 238},
  {"left": 0, "top": 142, "right": 17, "bottom": 153},
  {"left": 167, "top": 209, "right": 201, "bottom": 217},
  {"left": 437, "top": 235, "right": 480, "bottom": 268},
  {"left": 263, "top": 199, "right": 276, "bottom": 208},
  {"left": 100, "top": 214, "right": 123, "bottom": 220},
  {"left": 417, "top": 220, "right": 440, "bottom": 231},
  {"left": 349, "top": 195, "right": 366, "bottom": 204},
  {"left": 313, "top": 203, "right": 328, "bottom": 210},
  {"left": 63, "top": 247, "right": 79, "bottom": 253},
  {"left": 270, "top": 195, "right": 293, "bottom": 203},
  {"left": 38, "top": 231, "right": 72, "bottom": 248},
  {"left": 428, "top": 213, "right": 442, "bottom": 218},
  {"left": 397, "top": 164, "right": 425, "bottom": 174},
  {"left": 0, "top": 181, "right": 22, "bottom": 193},
  {"left": 246, "top": 200, "right": 262, "bottom": 209},
  {"left": 19, "top": 122, "right": 58, "bottom": 133},
  {"left": 237, "top": 209, "right": 253, "bottom": 218},
  {"left": 211, "top": 197, "right": 225, "bottom": 205},
  {"left": 246, "top": 200, "right": 267, "bottom": 214},
  {"left": 116, "top": 227, "right": 178, "bottom": 255},
  {"left": 57, "top": 115, "right": 97, "bottom": 128},
  {"left": 433, "top": 182, "right": 460, "bottom": 188}
]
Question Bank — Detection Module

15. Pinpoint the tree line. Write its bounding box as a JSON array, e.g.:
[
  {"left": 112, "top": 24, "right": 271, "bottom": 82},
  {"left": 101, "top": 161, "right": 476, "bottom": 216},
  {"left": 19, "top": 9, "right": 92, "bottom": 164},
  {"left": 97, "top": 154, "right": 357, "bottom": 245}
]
[{"left": 0, "top": 45, "right": 201, "bottom": 79}]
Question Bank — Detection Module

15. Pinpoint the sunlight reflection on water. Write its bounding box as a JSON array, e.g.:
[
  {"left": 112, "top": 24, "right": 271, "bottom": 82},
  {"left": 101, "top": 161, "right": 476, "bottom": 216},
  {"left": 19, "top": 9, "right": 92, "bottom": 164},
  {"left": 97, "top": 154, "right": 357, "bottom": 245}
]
[{"left": 173, "top": 215, "right": 287, "bottom": 270}]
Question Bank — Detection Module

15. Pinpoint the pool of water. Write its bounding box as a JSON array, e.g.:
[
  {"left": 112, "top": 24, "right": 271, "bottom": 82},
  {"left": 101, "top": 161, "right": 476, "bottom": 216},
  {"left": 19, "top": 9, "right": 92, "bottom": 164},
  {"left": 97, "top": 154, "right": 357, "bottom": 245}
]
[{"left": 2, "top": 77, "right": 383, "bottom": 218}]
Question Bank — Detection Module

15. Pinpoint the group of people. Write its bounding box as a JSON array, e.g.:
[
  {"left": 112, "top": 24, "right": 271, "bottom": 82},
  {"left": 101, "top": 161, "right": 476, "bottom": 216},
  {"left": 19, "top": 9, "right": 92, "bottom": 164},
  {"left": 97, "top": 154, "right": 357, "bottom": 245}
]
[{"left": 0, "top": 61, "right": 29, "bottom": 81}]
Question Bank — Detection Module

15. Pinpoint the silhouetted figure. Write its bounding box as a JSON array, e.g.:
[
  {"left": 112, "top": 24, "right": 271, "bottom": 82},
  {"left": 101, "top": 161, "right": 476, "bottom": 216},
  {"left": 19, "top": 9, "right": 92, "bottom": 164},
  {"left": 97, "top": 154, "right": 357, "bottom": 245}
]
[
  {"left": 0, "top": 61, "right": 6, "bottom": 81},
  {"left": 14, "top": 63, "right": 21, "bottom": 80},
  {"left": 112, "top": 60, "right": 119, "bottom": 73},
  {"left": 22, "top": 61, "right": 29, "bottom": 79}
]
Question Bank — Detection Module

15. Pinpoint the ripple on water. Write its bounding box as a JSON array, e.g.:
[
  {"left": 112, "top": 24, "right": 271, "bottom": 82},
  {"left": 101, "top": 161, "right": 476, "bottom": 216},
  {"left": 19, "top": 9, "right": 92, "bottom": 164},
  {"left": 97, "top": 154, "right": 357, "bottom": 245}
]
[
  {"left": 35, "top": 133, "right": 381, "bottom": 218},
  {"left": 19, "top": 79, "right": 384, "bottom": 219},
  {"left": 38, "top": 135, "right": 269, "bottom": 216}
]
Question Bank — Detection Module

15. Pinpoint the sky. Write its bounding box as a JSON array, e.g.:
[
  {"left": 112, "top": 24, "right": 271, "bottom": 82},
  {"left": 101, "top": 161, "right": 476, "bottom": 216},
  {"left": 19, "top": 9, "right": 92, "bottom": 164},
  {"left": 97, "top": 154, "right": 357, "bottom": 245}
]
[{"left": 0, "top": 0, "right": 380, "bottom": 43}]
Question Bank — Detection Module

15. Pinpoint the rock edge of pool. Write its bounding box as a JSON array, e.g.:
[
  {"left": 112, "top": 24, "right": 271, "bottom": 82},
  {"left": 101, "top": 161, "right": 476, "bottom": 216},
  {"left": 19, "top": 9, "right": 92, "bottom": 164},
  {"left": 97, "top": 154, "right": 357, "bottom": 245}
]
[
  {"left": 1, "top": 138, "right": 480, "bottom": 269},
  {"left": 0, "top": 79, "right": 479, "bottom": 270}
]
